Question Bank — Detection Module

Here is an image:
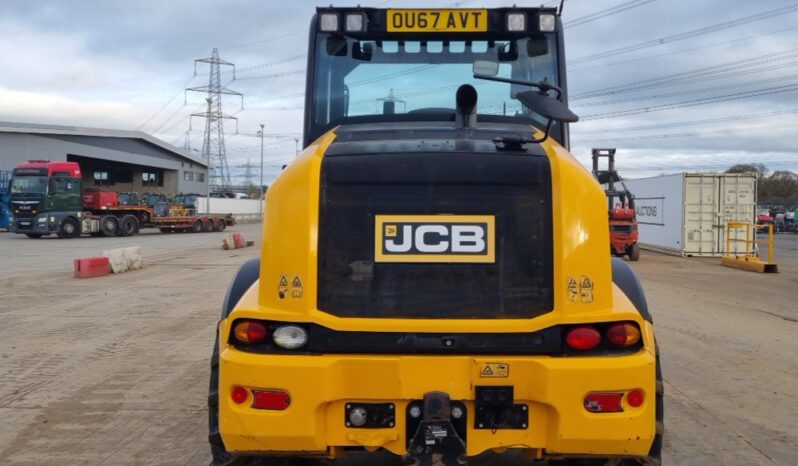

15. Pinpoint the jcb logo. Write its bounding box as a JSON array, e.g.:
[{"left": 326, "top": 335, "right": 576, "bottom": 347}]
[{"left": 374, "top": 215, "right": 495, "bottom": 263}]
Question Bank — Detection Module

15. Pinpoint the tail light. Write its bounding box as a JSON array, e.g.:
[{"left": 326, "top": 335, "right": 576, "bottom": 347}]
[
  {"left": 252, "top": 389, "right": 291, "bottom": 410},
  {"left": 627, "top": 389, "right": 645, "bottom": 407},
  {"left": 606, "top": 322, "right": 641, "bottom": 348},
  {"left": 231, "top": 386, "right": 248, "bottom": 404},
  {"left": 272, "top": 325, "right": 308, "bottom": 349},
  {"left": 565, "top": 326, "right": 601, "bottom": 350},
  {"left": 584, "top": 392, "right": 624, "bottom": 413},
  {"left": 233, "top": 320, "right": 268, "bottom": 344}
]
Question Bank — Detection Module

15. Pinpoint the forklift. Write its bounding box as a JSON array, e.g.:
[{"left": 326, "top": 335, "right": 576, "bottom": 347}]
[{"left": 592, "top": 148, "right": 640, "bottom": 261}]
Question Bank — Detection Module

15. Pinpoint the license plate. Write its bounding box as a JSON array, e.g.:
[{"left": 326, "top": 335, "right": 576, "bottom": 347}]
[
  {"left": 18, "top": 221, "right": 31, "bottom": 226},
  {"left": 387, "top": 9, "right": 488, "bottom": 33}
]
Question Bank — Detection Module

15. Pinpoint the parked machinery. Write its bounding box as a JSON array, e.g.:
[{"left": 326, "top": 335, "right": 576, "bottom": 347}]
[
  {"left": 8, "top": 161, "right": 233, "bottom": 238},
  {"left": 117, "top": 192, "right": 140, "bottom": 206},
  {"left": 592, "top": 148, "right": 640, "bottom": 261},
  {"left": 0, "top": 170, "right": 10, "bottom": 230}
]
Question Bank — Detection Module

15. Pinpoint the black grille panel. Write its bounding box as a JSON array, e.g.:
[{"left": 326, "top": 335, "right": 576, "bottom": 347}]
[{"left": 317, "top": 152, "right": 553, "bottom": 319}]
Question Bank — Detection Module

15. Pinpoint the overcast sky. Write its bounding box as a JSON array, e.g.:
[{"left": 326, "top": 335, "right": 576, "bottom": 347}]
[{"left": 1, "top": 0, "right": 798, "bottom": 182}]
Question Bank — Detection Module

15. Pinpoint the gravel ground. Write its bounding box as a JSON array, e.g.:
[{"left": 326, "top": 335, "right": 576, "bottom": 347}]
[{"left": 0, "top": 227, "right": 795, "bottom": 466}]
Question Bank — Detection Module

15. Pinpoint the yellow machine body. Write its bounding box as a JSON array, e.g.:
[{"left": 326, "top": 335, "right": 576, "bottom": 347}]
[{"left": 216, "top": 128, "right": 657, "bottom": 460}]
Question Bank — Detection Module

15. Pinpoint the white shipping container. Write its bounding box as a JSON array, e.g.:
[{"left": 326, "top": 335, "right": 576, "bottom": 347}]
[
  {"left": 195, "top": 197, "right": 262, "bottom": 216},
  {"left": 622, "top": 173, "right": 756, "bottom": 257}
]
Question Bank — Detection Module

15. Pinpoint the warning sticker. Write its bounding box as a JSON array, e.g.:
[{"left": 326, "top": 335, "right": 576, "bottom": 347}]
[
  {"left": 291, "top": 275, "right": 304, "bottom": 299},
  {"left": 567, "top": 277, "right": 579, "bottom": 302},
  {"left": 579, "top": 276, "right": 594, "bottom": 303},
  {"left": 480, "top": 363, "right": 509, "bottom": 378},
  {"left": 566, "top": 276, "right": 594, "bottom": 303},
  {"left": 278, "top": 275, "right": 289, "bottom": 299}
]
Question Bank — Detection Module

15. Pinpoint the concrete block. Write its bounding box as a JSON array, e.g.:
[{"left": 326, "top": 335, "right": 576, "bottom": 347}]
[
  {"left": 102, "top": 246, "right": 144, "bottom": 273},
  {"left": 74, "top": 257, "right": 110, "bottom": 278}
]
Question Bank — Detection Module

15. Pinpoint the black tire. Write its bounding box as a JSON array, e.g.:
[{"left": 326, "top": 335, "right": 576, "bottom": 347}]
[
  {"left": 101, "top": 215, "right": 119, "bottom": 237},
  {"left": 628, "top": 243, "right": 641, "bottom": 261},
  {"left": 223, "top": 258, "right": 261, "bottom": 317},
  {"left": 25, "top": 233, "right": 43, "bottom": 239},
  {"left": 611, "top": 257, "right": 651, "bottom": 322},
  {"left": 649, "top": 341, "right": 664, "bottom": 465},
  {"left": 57, "top": 217, "right": 80, "bottom": 239},
  {"left": 203, "top": 219, "right": 214, "bottom": 232},
  {"left": 208, "top": 262, "right": 261, "bottom": 463},
  {"left": 213, "top": 219, "right": 224, "bottom": 232},
  {"left": 119, "top": 215, "right": 139, "bottom": 237},
  {"left": 192, "top": 219, "right": 203, "bottom": 233}
]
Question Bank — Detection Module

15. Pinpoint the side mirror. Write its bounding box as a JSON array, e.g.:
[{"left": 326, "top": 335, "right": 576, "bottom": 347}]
[
  {"left": 516, "top": 90, "right": 579, "bottom": 123},
  {"left": 472, "top": 59, "right": 499, "bottom": 77}
]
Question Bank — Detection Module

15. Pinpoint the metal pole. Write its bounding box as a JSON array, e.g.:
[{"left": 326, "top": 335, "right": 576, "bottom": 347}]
[
  {"left": 294, "top": 138, "right": 300, "bottom": 156},
  {"left": 259, "top": 123, "right": 265, "bottom": 221}
]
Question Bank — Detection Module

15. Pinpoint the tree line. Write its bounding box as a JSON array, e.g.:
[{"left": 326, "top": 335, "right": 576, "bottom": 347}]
[{"left": 725, "top": 164, "right": 798, "bottom": 208}]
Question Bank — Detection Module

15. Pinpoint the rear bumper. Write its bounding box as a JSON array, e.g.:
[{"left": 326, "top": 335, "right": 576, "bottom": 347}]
[{"left": 219, "top": 345, "right": 657, "bottom": 459}]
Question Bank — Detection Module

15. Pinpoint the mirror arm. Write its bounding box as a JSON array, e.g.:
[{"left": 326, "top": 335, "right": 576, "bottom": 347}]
[
  {"left": 473, "top": 74, "right": 563, "bottom": 99},
  {"left": 530, "top": 118, "right": 555, "bottom": 144}
]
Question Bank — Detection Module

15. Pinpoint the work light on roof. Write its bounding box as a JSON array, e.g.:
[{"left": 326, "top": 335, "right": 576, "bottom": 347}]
[
  {"left": 345, "top": 13, "right": 367, "bottom": 32},
  {"left": 320, "top": 12, "right": 340, "bottom": 32},
  {"left": 506, "top": 13, "right": 527, "bottom": 32},
  {"left": 539, "top": 13, "right": 556, "bottom": 32}
]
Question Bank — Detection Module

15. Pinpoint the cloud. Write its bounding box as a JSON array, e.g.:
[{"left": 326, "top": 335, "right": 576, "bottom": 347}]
[
  {"left": 0, "top": 0, "right": 796, "bottom": 183},
  {"left": 0, "top": 87, "right": 139, "bottom": 128}
]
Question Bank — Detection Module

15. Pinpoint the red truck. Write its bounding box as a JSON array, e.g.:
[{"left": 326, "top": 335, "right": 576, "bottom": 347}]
[{"left": 9, "top": 160, "right": 235, "bottom": 238}]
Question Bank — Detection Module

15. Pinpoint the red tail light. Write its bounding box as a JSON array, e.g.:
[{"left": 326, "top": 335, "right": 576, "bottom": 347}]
[
  {"left": 606, "top": 322, "right": 641, "bottom": 348},
  {"left": 565, "top": 326, "right": 601, "bottom": 350},
  {"left": 233, "top": 320, "right": 268, "bottom": 344},
  {"left": 231, "top": 386, "right": 248, "bottom": 404},
  {"left": 627, "top": 389, "right": 645, "bottom": 407},
  {"left": 252, "top": 389, "right": 291, "bottom": 410},
  {"left": 584, "top": 392, "right": 624, "bottom": 413}
]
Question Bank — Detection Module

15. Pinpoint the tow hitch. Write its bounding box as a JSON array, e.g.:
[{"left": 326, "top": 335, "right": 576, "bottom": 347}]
[{"left": 404, "top": 392, "right": 467, "bottom": 466}]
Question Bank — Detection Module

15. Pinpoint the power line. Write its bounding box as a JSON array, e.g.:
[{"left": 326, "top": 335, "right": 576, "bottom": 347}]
[
  {"left": 572, "top": 48, "right": 798, "bottom": 100},
  {"left": 564, "top": 0, "right": 656, "bottom": 29},
  {"left": 136, "top": 75, "right": 196, "bottom": 131},
  {"left": 572, "top": 108, "right": 798, "bottom": 135},
  {"left": 573, "top": 122, "right": 798, "bottom": 142},
  {"left": 572, "top": 74, "right": 798, "bottom": 108},
  {"left": 234, "top": 55, "right": 307, "bottom": 74},
  {"left": 580, "top": 82, "right": 798, "bottom": 120},
  {"left": 568, "top": 3, "right": 798, "bottom": 65},
  {"left": 151, "top": 102, "right": 203, "bottom": 135},
  {"left": 235, "top": 69, "right": 305, "bottom": 81},
  {"left": 570, "top": 24, "right": 798, "bottom": 73}
]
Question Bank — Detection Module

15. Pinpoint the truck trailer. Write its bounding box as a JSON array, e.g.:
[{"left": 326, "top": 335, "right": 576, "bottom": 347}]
[{"left": 8, "top": 160, "right": 235, "bottom": 238}]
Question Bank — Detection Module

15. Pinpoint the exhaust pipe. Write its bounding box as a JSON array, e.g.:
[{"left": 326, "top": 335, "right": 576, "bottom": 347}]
[{"left": 455, "top": 84, "right": 478, "bottom": 128}]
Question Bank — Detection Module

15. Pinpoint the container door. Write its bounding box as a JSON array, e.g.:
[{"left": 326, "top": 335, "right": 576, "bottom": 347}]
[
  {"left": 683, "top": 175, "right": 720, "bottom": 256},
  {"left": 718, "top": 175, "right": 757, "bottom": 255}
]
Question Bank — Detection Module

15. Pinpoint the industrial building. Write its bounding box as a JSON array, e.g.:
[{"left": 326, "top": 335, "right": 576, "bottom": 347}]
[{"left": 0, "top": 121, "right": 208, "bottom": 195}]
